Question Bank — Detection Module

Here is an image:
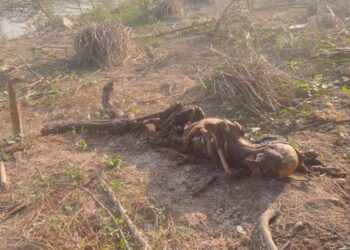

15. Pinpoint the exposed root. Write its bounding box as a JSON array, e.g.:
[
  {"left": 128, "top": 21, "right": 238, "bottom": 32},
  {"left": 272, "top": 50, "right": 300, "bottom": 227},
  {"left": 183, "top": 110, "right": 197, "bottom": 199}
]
[{"left": 260, "top": 207, "right": 279, "bottom": 250}]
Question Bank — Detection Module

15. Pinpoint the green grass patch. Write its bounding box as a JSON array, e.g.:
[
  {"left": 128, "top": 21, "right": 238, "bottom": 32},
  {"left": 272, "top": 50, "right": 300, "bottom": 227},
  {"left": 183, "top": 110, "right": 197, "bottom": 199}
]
[{"left": 80, "top": 0, "right": 155, "bottom": 27}]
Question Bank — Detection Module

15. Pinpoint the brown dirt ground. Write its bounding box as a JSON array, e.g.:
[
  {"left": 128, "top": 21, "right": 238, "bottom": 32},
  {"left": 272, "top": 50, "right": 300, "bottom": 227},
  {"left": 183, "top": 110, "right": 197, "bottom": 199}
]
[{"left": 0, "top": 0, "right": 349, "bottom": 249}]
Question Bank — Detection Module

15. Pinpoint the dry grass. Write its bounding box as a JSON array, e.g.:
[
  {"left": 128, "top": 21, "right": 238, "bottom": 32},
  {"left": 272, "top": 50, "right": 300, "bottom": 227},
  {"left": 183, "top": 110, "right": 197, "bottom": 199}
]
[
  {"left": 74, "top": 21, "right": 133, "bottom": 67},
  {"left": 209, "top": 46, "right": 294, "bottom": 119},
  {"left": 154, "top": 0, "right": 184, "bottom": 20}
]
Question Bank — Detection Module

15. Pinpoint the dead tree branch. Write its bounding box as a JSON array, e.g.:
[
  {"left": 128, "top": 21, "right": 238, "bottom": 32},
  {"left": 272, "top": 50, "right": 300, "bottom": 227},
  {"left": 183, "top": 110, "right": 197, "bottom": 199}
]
[
  {"left": 52, "top": 183, "right": 131, "bottom": 250},
  {"left": 100, "top": 177, "right": 150, "bottom": 250}
]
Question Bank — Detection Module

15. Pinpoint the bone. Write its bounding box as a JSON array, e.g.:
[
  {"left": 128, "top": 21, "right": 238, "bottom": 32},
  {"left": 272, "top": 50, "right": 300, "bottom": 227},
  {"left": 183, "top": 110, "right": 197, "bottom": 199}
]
[{"left": 217, "top": 148, "right": 233, "bottom": 176}]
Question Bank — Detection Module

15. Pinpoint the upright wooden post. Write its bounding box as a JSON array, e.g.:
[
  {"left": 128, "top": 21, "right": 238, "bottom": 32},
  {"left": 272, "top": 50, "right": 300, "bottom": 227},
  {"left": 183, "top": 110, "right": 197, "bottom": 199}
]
[
  {"left": 7, "top": 75, "right": 23, "bottom": 136},
  {"left": 0, "top": 161, "right": 9, "bottom": 190}
]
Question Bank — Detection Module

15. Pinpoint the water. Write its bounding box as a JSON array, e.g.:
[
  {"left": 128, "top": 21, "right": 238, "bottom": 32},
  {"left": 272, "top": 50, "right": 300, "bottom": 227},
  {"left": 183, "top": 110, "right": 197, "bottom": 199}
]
[{"left": 0, "top": 0, "right": 120, "bottom": 40}]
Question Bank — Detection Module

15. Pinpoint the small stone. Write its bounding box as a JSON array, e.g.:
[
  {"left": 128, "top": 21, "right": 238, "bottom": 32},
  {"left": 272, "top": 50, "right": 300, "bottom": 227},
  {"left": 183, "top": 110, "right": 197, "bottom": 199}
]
[{"left": 292, "top": 221, "right": 304, "bottom": 235}]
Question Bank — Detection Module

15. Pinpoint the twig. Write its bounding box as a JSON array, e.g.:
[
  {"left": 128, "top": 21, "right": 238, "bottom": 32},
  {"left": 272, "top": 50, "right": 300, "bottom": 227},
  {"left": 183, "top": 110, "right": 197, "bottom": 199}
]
[
  {"left": 192, "top": 175, "right": 218, "bottom": 197},
  {"left": 143, "top": 20, "right": 215, "bottom": 38},
  {"left": 35, "top": 166, "right": 44, "bottom": 181},
  {"left": 213, "top": 0, "right": 238, "bottom": 32},
  {"left": 7, "top": 76, "right": 23, "bottom": 136},
  {"left": 260, "top": 208, "right": 279, "bottom": 250},
  {"left": 0, "top": 161, "right": 9, "bottom": 190},
  {"left": 75, "top": 0, "right": 83, "bottom": 14},
  {"left": 0, "top": 202, "right": 28, "bottom": 222},
  {"left": 5, "top": 52, "right": 43, "bottom": 79},
  {"left": 99, "top": 177, "right": 151, "bottom": 250},
  {"left": 32, "top": 0, "right": 54, "bottom": 22}
]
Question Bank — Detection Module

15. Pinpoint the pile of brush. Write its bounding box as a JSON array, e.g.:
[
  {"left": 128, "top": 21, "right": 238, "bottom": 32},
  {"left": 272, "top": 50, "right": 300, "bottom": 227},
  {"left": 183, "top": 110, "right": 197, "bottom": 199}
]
[
  {"left": 209, "top": 49, "right": 295, "bottom": 119},
  {"left": 74, "top": 21, "right": 133, "bottom": 67}
]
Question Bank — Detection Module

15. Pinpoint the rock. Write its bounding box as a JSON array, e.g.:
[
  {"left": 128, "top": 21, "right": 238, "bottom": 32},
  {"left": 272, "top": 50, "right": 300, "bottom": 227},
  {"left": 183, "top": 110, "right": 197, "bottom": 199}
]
[
  {"left": 334, "top": 178, "right": 346, "bottom": 188},
  {"left": 292, "top": 221, "right": 304, "bottom": 235}
]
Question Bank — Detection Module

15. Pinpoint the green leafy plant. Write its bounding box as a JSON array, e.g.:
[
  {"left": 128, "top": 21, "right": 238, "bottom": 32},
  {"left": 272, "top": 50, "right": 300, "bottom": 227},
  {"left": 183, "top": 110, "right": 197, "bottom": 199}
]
[
  {"left": 77, "top": 138, "right": 87, "bottom": 150},
  {"left": 103, "top": 154, "right": 123, "bottom": 169},
  {"left": 341, "top": 85, "right": 350, "bottom": 94},
  {"left": 80, "top": 0, "right": 155, "bottom": 27},
  {"left": 109, "top": 179, "right": 124, "bottom": 190},
  {"left": 64, "top": 164, "right": 87, "bottom": 182}
]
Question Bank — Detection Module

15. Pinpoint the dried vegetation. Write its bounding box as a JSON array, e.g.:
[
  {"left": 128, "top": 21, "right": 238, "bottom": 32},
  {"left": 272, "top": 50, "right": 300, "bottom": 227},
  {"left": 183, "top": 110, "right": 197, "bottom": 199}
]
[
  {"left": 153, "top": 0, "right": 184, "bottom": 20},
  {"left": 74, "top": 21, "right": 133, "bottom": 67},
  {"left": 209, "top": 47, "right": 294, "bottom": 119}
]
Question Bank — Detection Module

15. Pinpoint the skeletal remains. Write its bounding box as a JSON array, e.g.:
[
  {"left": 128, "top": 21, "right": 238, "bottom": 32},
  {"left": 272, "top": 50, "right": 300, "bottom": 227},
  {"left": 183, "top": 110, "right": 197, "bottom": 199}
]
[{"left": 41, "top": 82, "right": 347, "bottom": 179}]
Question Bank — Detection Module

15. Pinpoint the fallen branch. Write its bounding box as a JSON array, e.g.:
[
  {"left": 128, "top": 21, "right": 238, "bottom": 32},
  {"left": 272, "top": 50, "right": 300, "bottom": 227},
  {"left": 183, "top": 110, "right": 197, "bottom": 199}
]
[
  {"left": 0, "top": 161, "right": 9, "bottom": 190},
  {"left": 260, "top": 208, "right": 279, "bottom": 250},
  {"left": 149, "top": 20, "right": 215, "bottom": 38},
  {"left": 0, "top": 201, "right": 28, "bottom": 222},
  {"left": 99, "top": 177, "right": 150, "bottom": 250},
  {"left": 40, "top": 101, "right": 186, "bottom": 136},
  {"left": 40, "top": 119, "right": 137, "bottom": 135},
  {"left": 52, "top": 183, "right": 131, "bottom": 250}
]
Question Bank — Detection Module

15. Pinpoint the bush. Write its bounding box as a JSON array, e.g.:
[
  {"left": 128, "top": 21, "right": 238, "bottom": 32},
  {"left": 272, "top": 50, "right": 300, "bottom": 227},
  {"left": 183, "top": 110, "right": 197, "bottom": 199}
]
[{"left": 80, "top": 0, "right": 155, "bottom": 27}]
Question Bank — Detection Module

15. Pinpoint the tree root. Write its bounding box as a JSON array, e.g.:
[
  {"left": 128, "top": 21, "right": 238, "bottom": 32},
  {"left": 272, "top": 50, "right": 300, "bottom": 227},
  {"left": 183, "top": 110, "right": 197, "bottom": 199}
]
[{"left": 260, "top": 207, "right": 279, "bottom": 250}]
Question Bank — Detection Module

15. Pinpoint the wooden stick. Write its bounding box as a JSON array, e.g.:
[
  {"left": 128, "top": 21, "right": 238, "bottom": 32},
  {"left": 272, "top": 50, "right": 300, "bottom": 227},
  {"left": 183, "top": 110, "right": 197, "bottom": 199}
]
[
  {"left": 32, "top": 0, "right": 54, "bottom": 22},
  {"left": 99, "top": 177, "right": 151, "bottom": 250},
  {"left": 102, "top": 81, "right": 125, "bottom": 119},
  {"left": 0, "top": 161, "right": 9, "bottom": 190},
  {"left": 7, "top": 76, "right": 23, "bottom": 136},
  {"left": 52, "top": 183, "right": 131, "bottom": 250},
  {"left": 0, "top": 202, "right": 28, "bottom": 222},
  {"left": 260, "top": 208, "right": 278, "bottom": 250}
]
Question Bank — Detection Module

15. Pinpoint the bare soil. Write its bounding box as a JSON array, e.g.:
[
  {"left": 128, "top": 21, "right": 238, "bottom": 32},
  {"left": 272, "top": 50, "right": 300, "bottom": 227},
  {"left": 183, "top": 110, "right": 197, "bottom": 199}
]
[{"left": 0, "top": 0, "right": 349, "bottom": 249}]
